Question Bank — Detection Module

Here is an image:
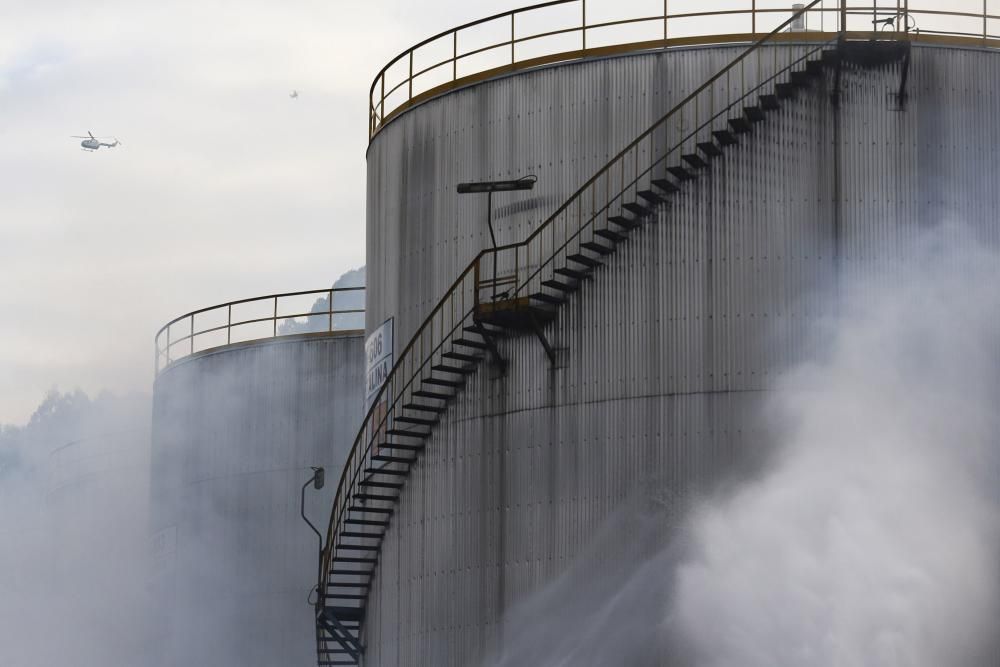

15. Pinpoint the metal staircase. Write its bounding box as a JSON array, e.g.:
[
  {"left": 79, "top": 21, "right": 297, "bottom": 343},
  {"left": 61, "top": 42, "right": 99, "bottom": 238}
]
[{"left": 315, "top": 2, "right": 911, "bottom": 663}]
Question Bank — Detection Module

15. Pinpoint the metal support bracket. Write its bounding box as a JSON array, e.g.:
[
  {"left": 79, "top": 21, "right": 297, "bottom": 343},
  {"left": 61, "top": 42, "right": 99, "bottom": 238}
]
[
  {"left": 889, "top": 41, "right": 912, "bottom": 110},
  {"left": 528, "top": 312, "right": 558, "bottom": 367},
  {"left": 831, "top": 35, "right": 845, "bottom": 107},
  {"left": 317, "top": 609, "right": 364, "bottom": 662},
  {"left": 472, "top": 321, "right": 507, "bottom": 372}
]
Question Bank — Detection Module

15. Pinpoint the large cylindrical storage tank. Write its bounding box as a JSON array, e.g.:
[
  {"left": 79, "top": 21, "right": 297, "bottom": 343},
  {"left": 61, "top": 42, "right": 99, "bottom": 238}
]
[
  {"left": 150, "top": 288, "right": 365, "bottom": 667},
  {"left": 322, "top": 4, "right": 1000, "bottom": 666}
]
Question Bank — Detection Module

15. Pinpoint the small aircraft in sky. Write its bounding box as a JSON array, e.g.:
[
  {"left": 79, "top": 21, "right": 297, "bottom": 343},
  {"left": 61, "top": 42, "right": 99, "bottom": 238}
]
[
  {"left": 290, "top": 90, "right": 299, "bottom": 99},
  {"left": 72, "top": 131, "right": 121, "bottom": 152}
]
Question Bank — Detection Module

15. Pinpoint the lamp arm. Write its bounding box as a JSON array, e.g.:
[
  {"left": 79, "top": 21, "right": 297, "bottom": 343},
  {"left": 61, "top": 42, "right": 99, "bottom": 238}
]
[{"left": 301, "top": 477, "right": 323, "bottom": 547}]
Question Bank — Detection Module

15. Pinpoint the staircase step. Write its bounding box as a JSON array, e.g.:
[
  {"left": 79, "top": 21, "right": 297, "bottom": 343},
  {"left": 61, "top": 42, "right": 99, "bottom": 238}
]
[
  {"left": 442, "top": 351, "right": 481, "bottom": 363},
  {"left": 667, "top": 166, "right": 697, "bottom": 181},
  {"left": 321, "top": 605, "right": 364, "bottom": 619},
  {"left": 697, "top": 141, "right": 724, "bottom": 158},
  {"left": 344, "top": 518, "right": 389, "bottom": 527},
  {"left": 336, "top": 543, "right": 380, "bottom": 552},
  {"left": 729, "top": 117, "right": 752, "bottom": 134},
  {"left": 320, "top": 626, "right": 361, "bottom": 635},
  {"left": 463, "top": 324, "right": 502, "bottom": 337},
  {"left": 431, "top": 363, "right": 474, "bottom": 376},
  {"left": 555, "top": 267, "right": 592, "bottom": 281},
  {"left": 566, "top": 254, "right": 603, "bottom": 268},
  {"left": 348, "top": 505, "right": 392, "bottom": 514},
  {"left": 608, "top": 214, "right": 640, "bottom": 230},
  {"left": 395, "top": 415, "right": 438, "bottom": 426},
  {"left": 713, "top": 129, "right": 739, "bottom": 146},
  {"left": 759, "top": 94, "right": 780, "bottom": 111},
  {"left": 651, "top": 178, "right": 680, "bottom": 194},
  {"left": 402, "top": 402, "right": 445, "bottom": 413},
  {"left": 622, "top": 202, "right": 651, "bottom": 217},
  {"left": 775, "top": 82, "right": 796, "bottom": 99},
  {"left": 682, "top": 153, "right": 710, "bottom": 169},
  {"left": 594, "top": 228, "right": 627, "bottom": 243},
  {"left": 636, "top": 189, "right": 665, "bottom": 205},
  {"left": 542, "top": 278, "right": 579, "bottom": 292},
  {"left": 453, "top": 338, "right": 488, "bottom": 350},
  {"left": 340, "top": 531, "right": 382, "bottom": 539},
  {"left": 821, "top": 48, "right": 841, "bottom": 65},
  {"left": 331, "top": 556, "right": 379, "bottom": 563},
  {"left": 319, "top": 620, "right": 361, "bottom": 628},
  {"left": 384, "top": 428, "right": 428, "bottom": 438},
  {"left": 327, "top": 571, "right": 372, "bottom": 577},
  {"left": 377, "top": 442, "right": 424, "bottom": 452},
  {"left": 744, "top": 105, "right": 766, "bottom": 123},
  {"left": 422, "top": 377, "right": 463, "bottom": 388},
  {"left": 360, "top": 479, "right": 403, "bottom": 489},
  {"left": 373, "top": 454, "right": 416, "bottom": 465},
  {"left": 412, "top": 389, "right": 453, "bottom": 400},
  {"left": 581, "top": 241, "right": 614, "bottom": 255},
  {"left": 531, "top": 292, "right": 566, "bottom": 306},
  {"left": 806, "top": 59, "right": 824, "bottom": 76},
  {"left": 790, "top": 70, "right": 811, "bottom": 87},
  {"left": 364, "top": 467, "right": 408, "bottom": 476},
  {"left": 353, "top": 492, "right": 397, "bottom": 502}
]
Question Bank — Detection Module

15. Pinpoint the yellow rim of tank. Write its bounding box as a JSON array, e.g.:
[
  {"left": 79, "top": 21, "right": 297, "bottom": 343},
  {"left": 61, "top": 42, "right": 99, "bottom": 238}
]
[{"left": 369, "top": 0, "right": 1000, "bottom": 141}]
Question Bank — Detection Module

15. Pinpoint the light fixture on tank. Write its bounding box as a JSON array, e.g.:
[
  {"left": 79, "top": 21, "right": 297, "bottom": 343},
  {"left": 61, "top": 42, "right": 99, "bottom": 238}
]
[
  {"left": 456, "top": 176, "right": 537, "bottom": 194},
  {"left": 457, "top": 176, "right": 538, "bottom": 303}
]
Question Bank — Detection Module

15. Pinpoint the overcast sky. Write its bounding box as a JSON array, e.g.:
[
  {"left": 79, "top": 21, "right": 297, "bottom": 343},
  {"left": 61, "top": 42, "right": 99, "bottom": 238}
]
[{"left": 0, "top": 0, "right": 535, "bottom": 424}]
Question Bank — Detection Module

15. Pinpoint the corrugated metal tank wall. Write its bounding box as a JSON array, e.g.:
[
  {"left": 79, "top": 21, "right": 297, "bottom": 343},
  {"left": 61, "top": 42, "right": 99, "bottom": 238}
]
[
  {"left": 367, "top": 44, "right": 768, "bottom": 346},
  {"left": 150, "top": 333, "right": 364, "bottom": 667},
  {"left": 361, "top": 43, "right": 1000, "bottom": 666}
]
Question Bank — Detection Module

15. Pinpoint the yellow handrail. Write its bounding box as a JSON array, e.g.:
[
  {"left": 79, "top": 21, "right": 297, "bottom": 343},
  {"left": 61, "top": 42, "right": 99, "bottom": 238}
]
[{"left": 368, "top": 0, "right": 1000, "bottom": 140}]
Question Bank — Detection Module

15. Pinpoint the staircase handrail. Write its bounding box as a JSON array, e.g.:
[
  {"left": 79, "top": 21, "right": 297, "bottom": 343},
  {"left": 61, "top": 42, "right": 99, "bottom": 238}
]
[{"left": 502, "top": 37, "right": 837, "bottom": 299}]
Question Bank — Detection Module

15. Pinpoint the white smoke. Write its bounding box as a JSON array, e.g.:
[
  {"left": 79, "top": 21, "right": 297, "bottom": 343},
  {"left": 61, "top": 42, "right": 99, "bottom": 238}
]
[
  {"left": 672, "top": 227, "right": 1000, "bottom": 666},
  {"left": 492, "top": 225, "right": 1000, "bottom": 666},
  {"left": 0, "top": 390, "right": 153, "bottom": 667},
  {"left": 0, "top": 263, "right": 365, "bottom": 666}
]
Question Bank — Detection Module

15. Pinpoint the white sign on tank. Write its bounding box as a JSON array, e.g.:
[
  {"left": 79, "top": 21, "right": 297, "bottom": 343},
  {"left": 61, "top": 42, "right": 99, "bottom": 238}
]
[{"left": 365, "top": 318, "right": 393, "bottom": 408}]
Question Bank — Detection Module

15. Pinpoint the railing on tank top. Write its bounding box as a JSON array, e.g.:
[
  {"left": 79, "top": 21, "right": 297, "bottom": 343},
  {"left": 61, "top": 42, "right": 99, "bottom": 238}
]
[
  {"left": 369, "top": 0, "right": 1000, "bottom": 140},
  {"left": 321, "top": 0, "right": 841, "bottom": 599},
  {"left": 154, "top": 287, "right": 366, "bottom": 375}
]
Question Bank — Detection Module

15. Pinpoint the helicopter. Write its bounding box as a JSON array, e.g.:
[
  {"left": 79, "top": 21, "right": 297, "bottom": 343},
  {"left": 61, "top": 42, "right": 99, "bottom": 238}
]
[{"left": 72, "top": 131, "right": 121, "bottom": 151}]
